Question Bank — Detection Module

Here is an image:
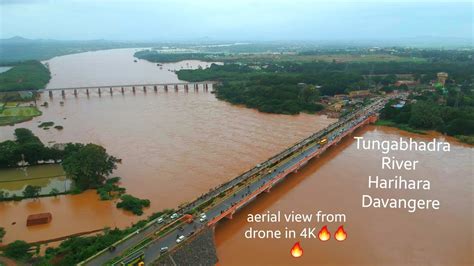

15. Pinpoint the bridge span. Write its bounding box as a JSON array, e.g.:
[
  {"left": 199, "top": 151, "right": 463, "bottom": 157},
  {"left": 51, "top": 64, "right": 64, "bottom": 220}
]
[
  {"left": 81, "top": 96, "right": 390, "bottom": 265},
  {"left": 11, "top": 81, "right": 218, "bottom": 98}
]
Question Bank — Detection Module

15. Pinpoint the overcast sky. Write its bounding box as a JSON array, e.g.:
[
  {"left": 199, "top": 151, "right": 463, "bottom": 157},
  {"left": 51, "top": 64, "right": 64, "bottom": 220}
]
[{"left": 0, "top": 0, "right": 472, "bottom": 41}]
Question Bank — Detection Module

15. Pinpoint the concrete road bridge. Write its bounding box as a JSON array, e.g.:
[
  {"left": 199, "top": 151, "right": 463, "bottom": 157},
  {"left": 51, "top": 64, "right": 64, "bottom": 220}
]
[{"left": 80, "top": 96, "right": 392, "bottom": 266}]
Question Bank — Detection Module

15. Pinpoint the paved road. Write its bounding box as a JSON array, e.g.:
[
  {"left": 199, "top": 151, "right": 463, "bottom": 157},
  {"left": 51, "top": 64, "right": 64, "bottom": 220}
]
[{"left": 85, "top": 97, "right": 389, "bottom": 265}]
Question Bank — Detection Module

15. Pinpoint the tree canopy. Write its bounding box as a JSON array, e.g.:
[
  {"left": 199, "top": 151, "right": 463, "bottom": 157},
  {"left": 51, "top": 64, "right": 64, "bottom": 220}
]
[{"left": 62, "top": 144, "right": 119, "bottom": 190}]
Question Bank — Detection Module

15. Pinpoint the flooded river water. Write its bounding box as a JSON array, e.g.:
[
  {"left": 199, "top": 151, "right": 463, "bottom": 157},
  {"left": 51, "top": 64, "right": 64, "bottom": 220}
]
[
  {"left": 0, "top": 49, "right": 335, "bottom": 245},
  {"left": 215, "top": 126, "right": 473, "bottom": 265},
  {"left": 0, "top": 48, "right": 472, "bottom": 265}
]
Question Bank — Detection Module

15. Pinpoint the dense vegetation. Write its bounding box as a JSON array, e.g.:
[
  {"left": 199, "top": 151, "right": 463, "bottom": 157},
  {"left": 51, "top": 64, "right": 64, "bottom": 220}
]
[
  {"left": 3, "top": 240, "right": 31, "bottom": 260},
  {"left": 0, "top": 60, "right": 51, "bottom": 92},
  {"left": 96, "top": 177, "right": 126, "bottom": 200},
  {"left": 380, "top": 88, "right": 474, "bottom": 144},
  {"left": 62, "top": 143, "right": 119, "bottom": 190},
  {"left": 0, "top": 227, "right": 5, "bottom": 242},
  {"left": 134, "top": 50, "right": 219, "bottom": 62},
  {"left": 175, "top": 51, "right": 473, "bottom": 115},
  {"left": 0, "top": 128, "right": 62, "bottom": 167},
  {"left": 116, "top": 194, "right": 151, "bottom": 215}
]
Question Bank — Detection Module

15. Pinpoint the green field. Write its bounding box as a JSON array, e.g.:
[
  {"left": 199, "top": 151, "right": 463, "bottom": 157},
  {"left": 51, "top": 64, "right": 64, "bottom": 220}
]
[
  {"left": 0, "top": 105, "right": 42, "bottom": 126},
  {"left": 0, "top": 164, "right": 65, "bottom": 183}
]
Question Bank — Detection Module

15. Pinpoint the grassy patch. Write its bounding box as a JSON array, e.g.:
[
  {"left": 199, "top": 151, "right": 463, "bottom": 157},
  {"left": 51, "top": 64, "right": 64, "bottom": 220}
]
[
  {"left": 0, "top": 106, "right": 42, "bottom": 126},
  {"left": 375, "top": 119, "right": 426, "bottom": 135}
]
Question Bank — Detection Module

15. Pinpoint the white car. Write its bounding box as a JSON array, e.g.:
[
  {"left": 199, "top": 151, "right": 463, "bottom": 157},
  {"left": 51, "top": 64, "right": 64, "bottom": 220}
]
[
  {"left": 199, "top": 214, "right": 207, "bottom": 222},
  {"left": 157, "top": 217, "right": 164, "bottom": 224},
  {"left": 176, "top": 235, "right": 185, "bottom": 243},
  {"left": 170, "top": 213, "right": 179, "bottom": 219}
]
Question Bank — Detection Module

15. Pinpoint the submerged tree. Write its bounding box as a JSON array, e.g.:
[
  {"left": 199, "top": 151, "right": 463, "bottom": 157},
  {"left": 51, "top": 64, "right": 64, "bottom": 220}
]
[
  {"left": 62, "top": 144, "right": 119, "bottom": 190},
  {"left": 23, "top": 185, "right": 41, "bottom": 199}
]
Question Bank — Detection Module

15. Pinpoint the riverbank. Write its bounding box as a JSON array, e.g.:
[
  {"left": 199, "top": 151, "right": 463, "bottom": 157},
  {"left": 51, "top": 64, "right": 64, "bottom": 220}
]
[
  {"left": 375, "top": 119, "right": 426, "bottom": 134},
  {"left": 376, "top": 120, "right": 474, "bottom": 145}
]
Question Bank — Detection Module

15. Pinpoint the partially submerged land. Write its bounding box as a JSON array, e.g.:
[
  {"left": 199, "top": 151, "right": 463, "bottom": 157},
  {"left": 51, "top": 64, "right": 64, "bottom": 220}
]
[
  {"left": 0, "top": 103, "right": 42, "bottom": 126},
  {"left": 0, "top": 60, "right": 51, "bottom": 125},
  {"left": 0, "top": 129, "right": 150, "bottom": 211},
  {"left": 0, "top": 43, "right": 472, "bottom": 264}
]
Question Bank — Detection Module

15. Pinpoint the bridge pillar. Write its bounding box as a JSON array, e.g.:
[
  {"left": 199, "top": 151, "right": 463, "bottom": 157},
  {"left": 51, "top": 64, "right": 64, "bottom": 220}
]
[
  {"left": 121, "top": 87, "right": 124, "bottom": 94},
  {"left": 86, "top": 89, "right": 89, "bottom": 97},
  {"left": 174, "top": 85, "right": 178, "bottom": 92},
  {"left": 205, "top": 83, "right": 209, "bottom": 91},
  {"left": 49, "top": 91, "right": 53, "bottom": 98},
  {"left": 264, "top": 187, "right": 271, "bottom": 193},
  {"left": 73, "top": 89, "right": 77, "bottom": 97},
  {"left": 132, "top": 86, "right": 136, "bottom": 94},
  {"left": 164, "top": 85, "right": 168, "bottom": 92},
  {"left": 98, "top": 88, "right": 101, "bottom": 97},
  {"left": 110, "top": 87, "right": 113, "bottom": 95},
  {"left": 154, "top": 85, "right": 157, "bottom": 92},
  {"left": 184, "top": 84, "right": 189, "bottom": 92},
  {"left": 194, "top": 84, "right": 199, "bottom": 91},
  {"left": 61, "top": 90, "right": 65, "bottom": 98},
  {"left": 143, "top": 86, "right": 147, "bottom": 93}
]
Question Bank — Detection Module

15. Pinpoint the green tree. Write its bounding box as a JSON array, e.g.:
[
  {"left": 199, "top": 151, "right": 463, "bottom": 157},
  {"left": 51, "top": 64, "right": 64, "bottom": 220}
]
[
  {"left": 50, "top": 188, "right": 60, "bottom": 197},
  {"left": 23, "top": 185, "right": 41, "bottom": 199},
  {"left": 4, "top": 240, "right": 31, "bottom": 260},
  {"left": 116, "top": 194, "right": 150, "bottom": 215},
  {"left": 0, "top": 227, "right": 5, "bottom": 242},
  {"left": 0, "top": 140, "right": 21, "bottom": 167},
  {"left": 62, "top": 144, "right": 119, "bottom": 190},
  {"left": 14, "top": 128, "right": 42, "bottom": 145},
  {"left": 408, "top": 102, "right": 443, "bottom": 129},
  {"left": 0, "top": 190, "right": 10, "bottom": 200}
]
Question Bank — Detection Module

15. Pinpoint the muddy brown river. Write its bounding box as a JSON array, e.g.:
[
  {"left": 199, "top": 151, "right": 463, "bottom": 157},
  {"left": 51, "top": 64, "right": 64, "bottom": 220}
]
[
  {"left": 0, "top": 49, "right": 335, "bottom": 245},
  {"left": 215, "top": 126, "right": 473, "bottom": 265},
  {"left": 0, "top": 49, "right": 472, "bottom": 265}
]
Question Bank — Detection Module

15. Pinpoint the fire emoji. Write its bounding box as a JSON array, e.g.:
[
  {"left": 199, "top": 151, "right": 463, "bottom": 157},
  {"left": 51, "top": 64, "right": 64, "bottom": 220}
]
[
  {"left": 290, "top": 242, "right": 303, "bottom": 258},
  {"left": 318, "top": 225, "right": 331, "bottom": 241},
  {"left": 334, "top": 225, "right": 347, "bottom": 241}
]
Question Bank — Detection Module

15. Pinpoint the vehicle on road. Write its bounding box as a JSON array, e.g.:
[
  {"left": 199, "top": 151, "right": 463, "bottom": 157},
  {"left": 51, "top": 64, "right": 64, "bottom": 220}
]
[
  {"left": 170, "top": 213, "right": 179, "bottom": 219},
  {"left": 187, "top": 231, "right": 195, "bottom": 237},
  {"left": 160, "top": 247, "right": 169, "bottom": 254},
  {"left": 176, "top": 235, "right": 185, "bottom": 243},
  {"left": 157, "top": 217, "right": 164, "bottom": 224},
  {"left": 199, "top": 215, "right": 207, "bottom": 222}
]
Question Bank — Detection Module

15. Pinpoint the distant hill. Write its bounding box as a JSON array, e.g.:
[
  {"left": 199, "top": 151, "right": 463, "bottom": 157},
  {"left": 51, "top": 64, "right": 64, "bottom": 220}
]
[{"left": 0, "top": 37, "right": 155, "bottom": 64}]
